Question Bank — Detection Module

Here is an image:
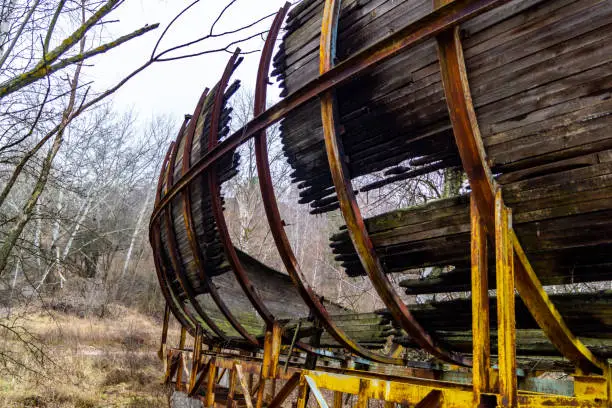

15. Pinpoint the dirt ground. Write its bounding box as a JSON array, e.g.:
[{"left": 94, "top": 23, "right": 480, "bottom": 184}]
[{"left": 0, "top": 305, "right": 180, "bottom": 407}]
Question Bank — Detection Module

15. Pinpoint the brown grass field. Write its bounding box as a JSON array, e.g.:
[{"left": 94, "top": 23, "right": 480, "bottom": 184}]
[{"left": 0, "top": 305, "right": 179, "bottom": 407}]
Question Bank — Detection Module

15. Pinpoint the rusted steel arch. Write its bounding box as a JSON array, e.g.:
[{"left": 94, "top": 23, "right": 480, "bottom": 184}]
[
  {"left": 164, "top": 111, "right": 230, "bottom": 341},
  {"left": 238, "top": 2, "right": 288, "bottom": 326},
  {"left": 317, "top": 0, "right": 467, "bottom": 367},
  {"left": 178, "top": 88, "right": 239, "bottom": 344},
  {"left": 206, "top": 49, "right": 260, "bottom": 346},
  {"left": 252, "top": 2, "right": 397, "bottom": 363},
  {"left": 180, "top": 82, "right": 259, "bottom": 346},
  {"left": 149, "top": 0, "right": 507, "bottom": 226},
  {"left": 435, "top": 25, "right": 605, "bottom": 374},
  {"left": 150, "top": 140, "right": 196, "bottom": 334}
]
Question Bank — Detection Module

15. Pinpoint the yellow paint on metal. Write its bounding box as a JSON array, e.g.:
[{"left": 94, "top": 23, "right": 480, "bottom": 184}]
[
  {"left": 512, "top": 230, "right": 605, "bottom": 374},
  {"left": 301, "top": 371, "right": 473, "bottom": 407},
  {"left": 176, "top": 327, "right": 187, "bottom": 391},
  {"left": 574, "top": 374, "right": 609, "bottom": 402},
  {"left": 296, "top": 375, "right": 308, "bottom": 408},
  {"left": 470, "top": 195, "right": 491, "bottom": 405},
  {"left": 206, "top": 360, "right": 217, "bottom": 407},
  {"left": 495, "top": 190, "right": 517, "bottom": 407}
]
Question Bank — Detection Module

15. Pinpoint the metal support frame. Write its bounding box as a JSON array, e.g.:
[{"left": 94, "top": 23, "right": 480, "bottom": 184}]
[
  {"left": 253, "top": 3, "right": 402, "bottom": 365},
  {"left": 180, "top": 87, "right": 233, "bottom": 342},
  {"left": 151, "top": 0, "right": 612, "bottom": 405},
  {"left": 151, "top": 0, "right": 510, "bottom": 365},
  {"left": 435, "top": 15, "right": 606, "bottom": 375},
  {"left": 165, "top": 346, "right": 610, "bottom": 407},
  {"left": 151, "top": 0, "right": 507, "bottom": 222},
  {"left": 434, "top": 8, "right": 610, "bottom": 406}
]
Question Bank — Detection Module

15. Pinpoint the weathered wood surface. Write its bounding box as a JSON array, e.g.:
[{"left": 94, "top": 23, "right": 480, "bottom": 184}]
[
  {"left": 395, "top": 331, "right": 612, "bottom": 358},
  {"left": 391, "top": 291, "right": 612, "bottom": 357},
  {"left": 331, "top": 151, "right": 612, "bottom": 281},
  {"left": 275, "top": 0, "right": 612, "bottom": 212}
]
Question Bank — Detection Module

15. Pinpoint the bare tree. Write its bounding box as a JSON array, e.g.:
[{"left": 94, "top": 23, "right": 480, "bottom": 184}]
[
  {"left": 0, "top": 0, "right": 282, "bottom": 378},
  {"left": 0, "top": 0, "right": 281, "bottom": 277}
]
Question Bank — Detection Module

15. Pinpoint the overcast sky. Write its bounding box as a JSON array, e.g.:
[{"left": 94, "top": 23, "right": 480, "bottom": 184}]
[{"left": 89, "top": 0, "right": 289, "bottom": 123}]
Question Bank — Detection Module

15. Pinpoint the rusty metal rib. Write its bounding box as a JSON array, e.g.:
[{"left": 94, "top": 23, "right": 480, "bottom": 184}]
[
  {"left": 252, "top": 2, "right": 370, "bottom": 360},
  {"left": 150, "top": 140, "right": 196, "bottom": 333},
  {"left": 150, "top": 0, "right": 507, "bottom": 226},
  {"left": 164, "top": 116, "right": 230, "bottom": 340},
  {"left": 223, "top": 4, "right": 285, "bottom": 326},
  {"left": 178, "top": 88, "right": 238, "bottom": 344},
  {"left": 318, "top": 0, "right": 467, "bottom": 367},
  {"left": 436, "top": 25, "right": 604, "bottom": 373},
  {"left": 205, "top": 49, "right": 260, "bottom": 346}
]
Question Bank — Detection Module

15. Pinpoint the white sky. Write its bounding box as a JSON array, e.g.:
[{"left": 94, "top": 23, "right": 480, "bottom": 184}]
[{"left": 89, "top": 0, "right": 289, "bottom": 122}]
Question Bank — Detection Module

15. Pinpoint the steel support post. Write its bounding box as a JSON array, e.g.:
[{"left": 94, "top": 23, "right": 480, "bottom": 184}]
[
  {"left": 495, "top": 190, "right": 517, "bottom": 407},
  {"left": 356, "top": 379, "right": 369, "bottom": 408},
  {"left": 205, "top": 358, "right": 217, "bottom": 407},
  {"left": 296, "top": 374, "right": 309, "bottom": 408},
  {"left": 176, "top": 327, "right": 187, "bottom": 390},
  {"left": 158, "top": 302, "right": 170, "bottom": 361},
  {"left": 189, "top": 325, "right": 202, "bottom": 394},
  {"left": 471, "top": 196, "right": 491, "bottom": 404},
  {"left": 256, "top": 325, "right": 273, "bottom": 408}
]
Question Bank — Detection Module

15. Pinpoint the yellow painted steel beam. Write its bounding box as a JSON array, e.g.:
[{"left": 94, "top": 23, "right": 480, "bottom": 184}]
[
  {"left": 305, "top": 375, "right": 331, "bottom": 408},
  {"left": 574, "top": 372, "right": 610, "bottom": 403},
  {"left": 296, "top": 375, "right": 309, "bottom": 408},
  {"left": 165, "top": 350, "right": 611, "bottom": 407},
  {"left": 302, "top": 370, "right": 473, "bottom": 407},
  {"left": 470, "top": 196, "right": 491, "bottom": 405},
  {"left": 495, "top": 190, "right": 517, "bottom": 407},
  {"left": 517, "top": 393, "right": 604, "bottom": 408},
  {"left": 270, "top": 322, "right": 282, "bottom": 379},
  {"left": 356, "top": 379, "right": 369, "bottom": 408},
  {"left": 206, "top": 359, "right": 217, "bottom": 407}
]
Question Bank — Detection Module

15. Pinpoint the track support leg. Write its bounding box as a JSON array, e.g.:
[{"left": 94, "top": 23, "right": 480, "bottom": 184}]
[
  {"left": 471, "top": 196, "right": 491, "bottom": 405},
  {"left": 495, "top": 190, "right": 517, "bottom": 407}
]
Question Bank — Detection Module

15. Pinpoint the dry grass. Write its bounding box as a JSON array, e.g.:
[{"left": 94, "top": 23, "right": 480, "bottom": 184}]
[{"left": 0, "top": 304, "right": 180, "bottom": 407}]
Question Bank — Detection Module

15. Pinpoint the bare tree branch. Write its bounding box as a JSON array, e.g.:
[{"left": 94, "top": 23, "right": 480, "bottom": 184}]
[{"left": 0, "top": 23, "right": 158, "bottom": 98}]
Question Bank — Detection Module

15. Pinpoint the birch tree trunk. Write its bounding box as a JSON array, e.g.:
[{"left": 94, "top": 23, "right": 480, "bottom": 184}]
[{"left": 120, "top": 184, "right": 154, "bottom": 279}]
